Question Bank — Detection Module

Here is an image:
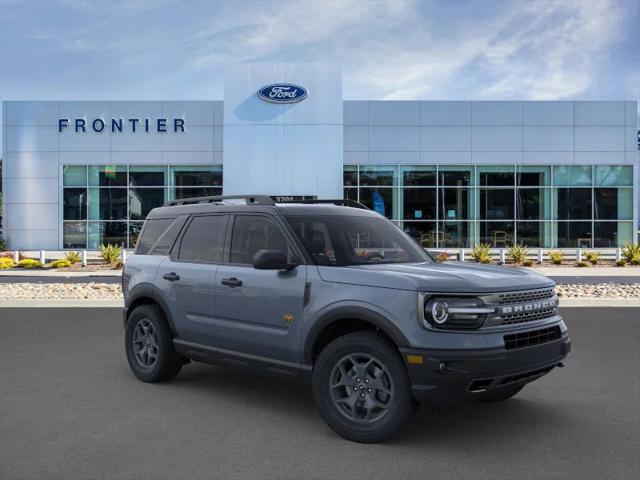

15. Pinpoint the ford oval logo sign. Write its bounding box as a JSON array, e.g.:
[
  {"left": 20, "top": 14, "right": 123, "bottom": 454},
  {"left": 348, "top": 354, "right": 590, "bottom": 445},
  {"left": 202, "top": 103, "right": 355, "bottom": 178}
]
[{"left": 257, "top": 83, "right": 308, "bottom": 104}]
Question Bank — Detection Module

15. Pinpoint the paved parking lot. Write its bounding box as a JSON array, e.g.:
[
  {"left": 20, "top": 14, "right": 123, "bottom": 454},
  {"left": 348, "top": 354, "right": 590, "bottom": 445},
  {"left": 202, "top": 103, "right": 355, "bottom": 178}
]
[{"left": 1, "top": 307, "right": 638, "bottom": 480}]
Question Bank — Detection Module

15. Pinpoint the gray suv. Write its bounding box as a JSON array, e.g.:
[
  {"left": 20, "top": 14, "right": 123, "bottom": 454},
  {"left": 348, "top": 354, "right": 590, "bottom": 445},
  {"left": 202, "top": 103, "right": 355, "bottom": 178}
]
[{"left": 122, "top": 195, "right": 570, "bottom": 443}]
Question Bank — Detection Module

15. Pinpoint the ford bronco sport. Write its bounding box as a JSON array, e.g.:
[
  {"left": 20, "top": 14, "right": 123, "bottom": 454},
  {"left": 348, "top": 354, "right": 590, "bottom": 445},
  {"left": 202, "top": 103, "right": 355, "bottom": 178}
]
[{"left": 122, "top": 195, "right": 571, "bottom": 443}]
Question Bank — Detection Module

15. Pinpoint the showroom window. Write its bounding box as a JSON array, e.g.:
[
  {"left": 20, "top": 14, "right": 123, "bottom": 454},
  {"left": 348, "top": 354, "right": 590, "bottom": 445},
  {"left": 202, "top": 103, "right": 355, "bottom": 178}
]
[
  {"left": 62, "top": 164, "right": 222, "bottom": 249},
  {"left": 343, "top": 164, "right": 633, "bottom": 248}
]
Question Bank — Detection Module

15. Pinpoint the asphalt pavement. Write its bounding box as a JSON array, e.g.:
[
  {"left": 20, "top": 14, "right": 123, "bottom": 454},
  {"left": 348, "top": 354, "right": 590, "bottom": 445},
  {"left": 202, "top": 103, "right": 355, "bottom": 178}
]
[{"left": 0, "top": 307, "right": 638, "bottom": 480}]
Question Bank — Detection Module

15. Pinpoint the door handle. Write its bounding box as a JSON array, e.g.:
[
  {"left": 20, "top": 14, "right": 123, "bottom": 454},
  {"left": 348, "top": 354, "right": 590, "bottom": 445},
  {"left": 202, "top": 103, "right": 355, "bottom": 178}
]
[
  {"left": 162, "top": 272, "right": 180, "bottom": 282},
  {"left": 221, "top": 277, "right": 243, "bottom": 287}
]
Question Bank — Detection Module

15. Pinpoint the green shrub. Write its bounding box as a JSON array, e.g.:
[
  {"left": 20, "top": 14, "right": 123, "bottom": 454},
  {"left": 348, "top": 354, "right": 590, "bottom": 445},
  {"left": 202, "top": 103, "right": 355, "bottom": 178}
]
[
  {"left": 548, "top": 250, "right": 564, "bottom": 265},
  {"left": 615, "top": 259, "right": 627, "bottom": 267},
  {"left": 99, "top": 243, "right": 122, "bottom": 265},
  {"left": 522, "top": 259, "right": 535, "bottom": 267},
  {"left": 65, "top": 251, "right": 82, "bottom": 264},
  {"left": 584, "top": 251, "right": 601, "bottom": 265},
  {"left": 508, "top": 243, "right": 528, "bottom": 264},
  {"left": 17, "top": 258, "right": 43, "bottom": 269},
  {"left": 0, "top": 257, "right": 15, "bottom": 269},
  {"left": 50, "top": 259, "right": 72, "bottom": 269},
  {"left": 435, "top": 251, "right": 450, "bottom": 262},
  {"left": 0, "top": 235, "right": 6, "bottom": 251},
  {"left": 470, "top": 243, "right": 492, "bottom": 264},
  {"left": 576, "top": 260, "right": 589, "bottom": 268},
  {"left": 621, "top": 242, "right": 640, "bottom": 264}
]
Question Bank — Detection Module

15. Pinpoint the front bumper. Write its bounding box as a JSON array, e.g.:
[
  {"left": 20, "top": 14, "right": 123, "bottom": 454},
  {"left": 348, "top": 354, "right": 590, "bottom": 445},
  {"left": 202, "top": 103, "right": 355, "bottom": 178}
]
[{"left": 400, "top": 332, "right": 571, "bottom": 406}]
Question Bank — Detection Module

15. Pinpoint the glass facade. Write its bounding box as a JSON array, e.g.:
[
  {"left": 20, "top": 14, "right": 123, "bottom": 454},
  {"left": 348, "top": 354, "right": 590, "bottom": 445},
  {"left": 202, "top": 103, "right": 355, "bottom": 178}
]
[
  {"left": 343, "top": 165, "right": 634, "bottom": 248},
  {"left": 63, "top": 165, "right": 222, "bottom": 248}
]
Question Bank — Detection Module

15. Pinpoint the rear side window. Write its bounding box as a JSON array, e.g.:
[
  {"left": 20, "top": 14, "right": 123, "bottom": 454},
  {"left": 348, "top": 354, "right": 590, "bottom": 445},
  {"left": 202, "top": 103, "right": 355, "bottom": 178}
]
[
  {"left": 136, "top": 218, "right": 174, "bottom": 254},
  {"left": 148, "top": 216, "right": 188, "bottom": 256},
  {"left": 178, "top": 215, "right": 227, "bottom": 263}
]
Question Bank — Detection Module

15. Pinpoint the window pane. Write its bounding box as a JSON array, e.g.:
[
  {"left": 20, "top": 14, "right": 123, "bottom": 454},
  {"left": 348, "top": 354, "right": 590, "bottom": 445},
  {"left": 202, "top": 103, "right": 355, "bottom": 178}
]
[
  {"left": 479, "top": 189, "right": 514, "bottom": 220},
  {"left": 593, "top": 222, "right": 633, "bottom": 247},
  {"left": 517, "top": 166, "right": 551, "bottom": 186},
  {"left": 359, "top": 165, "right": 396, "bottom": 186},
  {"left": 63, "top": 222, "right": 86, "bottom": 248},
  {"left": 129, "top": 188, "right": 165, "bottom": 220},
  {"left": 171, "top": 166, "right": 222, "bottom": 186},
  {"left": 63, "top": 165, "right": 86, "bottom": 186},
  {"left": 400, "top": 221, "right": 438, "bottom": 247},
  {"left": 556, "top": 221, "right": 592, "bottom": 248},
  {"left": 402, "top": 189, "right": 436, "bottom": 220},
  {"left": 595, "top": 165, "right": 632, "bottom": 186},
  {"left": 129, "top": 165, "right": 165, "bottom": 186},
  {"left": 480, "top": 222, "right": 514, "bottom": 247},
  {"left": 516, "top": 222, "right": 544, "bottom": 247},
  {"left": 478, "top": 166, "right": 514, "bottom": 186},
  {"left": 343, "top": 188, "right": 357, "bottom": 202},
  {"left": 230, "top": 216, "right": 289, "bottom": 264},
  {"left": 148, "top": 216, "right": 188, "bottom": 256},
  {"left": 359, "top": 188, "right": 395, "bottom": 219},
  {"left": 89, "top": 165, "right": 127, "bottom": 186},
  {"left": 134, "top": 218, "right": 172, "bottom": 254},
  {"left": 553, "top": 165, "right": 591, "bottom": 186},
  {"left": 401, "top": 166, "right": 436, "bottom": 186},
  {"left": 595, "top": 188, "right": 634, "bottom": 221},
  {"left": 439, "top": 188, "right": 472, "bottom": 220},
  {"left": 63, "top": 188, "right": 87, "bottom": 220},
  {"left": 517, "top": 188, "right": 550, "bottom": 220},
  {"left": 88, "top": 222, "right": 127, "bottom": 249},
  {"left": 438, "top": 165, "right": 472, "bottom": 186},
  {"left": 172, "top": 187, "right": 222, "bottom": 200},
  {"left": 178, "top": 215, "right": 227, "bottom": 263},
  {"left": 129, "top": 222, "right": 145, "bottom": 250},
  {"left": 440, "top": 221, "right": 471, "bottom": 248},
  {"left": 343, "top": 165, "right": 358, "bottom": 186},
  {"left": 556, "top": 188, "right": 591, "bottom": 220},
  {"left": 88, "top": 188, "right": 127, "bottom": 220}
]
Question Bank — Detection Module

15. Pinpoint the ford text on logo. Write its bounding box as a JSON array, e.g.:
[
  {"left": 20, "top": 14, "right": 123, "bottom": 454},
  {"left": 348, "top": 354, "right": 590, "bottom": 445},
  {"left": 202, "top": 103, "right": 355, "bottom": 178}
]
[
  {"left": 58, "top": 118, "right": 185, "bottom": 133},
  {"left": 257, "top": 84, "right": 308, "bottom": 104}
]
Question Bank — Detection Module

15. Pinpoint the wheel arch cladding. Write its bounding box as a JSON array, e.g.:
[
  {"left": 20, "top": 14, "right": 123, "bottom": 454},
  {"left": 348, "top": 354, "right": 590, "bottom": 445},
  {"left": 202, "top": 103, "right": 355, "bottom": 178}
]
[
  {"left": 304, "top": 306, "right": 410, "bottom": 364},
  {"left": 126, "top": 287, "right": 177, "bottom": 336}
]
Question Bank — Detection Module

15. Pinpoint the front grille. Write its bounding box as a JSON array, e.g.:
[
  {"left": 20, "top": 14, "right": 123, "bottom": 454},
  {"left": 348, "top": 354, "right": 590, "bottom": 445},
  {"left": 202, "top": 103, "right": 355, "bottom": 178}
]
[
  {"left": 501, "top": 307, "right": 557, "bottom": 325},
  {"left": 497, "top": 287, "right": 555, "bottom": 305},
  {"left": 504, "top": 326, "right": 561, "bottom": 350}
]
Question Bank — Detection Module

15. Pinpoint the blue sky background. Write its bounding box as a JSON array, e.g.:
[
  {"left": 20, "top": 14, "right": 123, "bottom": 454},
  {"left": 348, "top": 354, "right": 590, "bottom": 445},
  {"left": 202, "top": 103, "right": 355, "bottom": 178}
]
[{"left": 0, "top": 0, "right": 638, "bottom": 151}]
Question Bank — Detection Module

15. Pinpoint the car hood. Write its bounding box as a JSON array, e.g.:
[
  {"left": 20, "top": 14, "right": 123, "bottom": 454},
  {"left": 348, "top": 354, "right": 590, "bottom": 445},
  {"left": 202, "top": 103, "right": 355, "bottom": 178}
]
[{"left": 316, "top": 261, "right": 554, "bottom": 293}]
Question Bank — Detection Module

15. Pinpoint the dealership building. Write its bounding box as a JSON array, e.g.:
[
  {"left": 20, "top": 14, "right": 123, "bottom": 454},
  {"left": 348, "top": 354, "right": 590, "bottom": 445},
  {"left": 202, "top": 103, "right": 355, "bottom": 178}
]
[{"left": 2, "top": 63, "right": 638, "bottom": 250}]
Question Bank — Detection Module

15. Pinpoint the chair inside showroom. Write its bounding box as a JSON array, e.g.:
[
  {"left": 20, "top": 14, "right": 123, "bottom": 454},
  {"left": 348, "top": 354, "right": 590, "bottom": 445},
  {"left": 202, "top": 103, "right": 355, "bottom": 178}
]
[{"left": 492, "top": 230, "right": 508, "bottom": 248}]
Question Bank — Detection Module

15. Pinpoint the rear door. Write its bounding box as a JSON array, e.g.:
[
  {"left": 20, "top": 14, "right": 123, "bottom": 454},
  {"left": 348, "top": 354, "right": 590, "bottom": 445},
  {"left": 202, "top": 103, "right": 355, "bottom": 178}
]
[
  {"left": 214, "top": 214, "right": 307, "bottom": 363},
  {"left": 156, "top": 214, "right": 228, "bottom": 345}
]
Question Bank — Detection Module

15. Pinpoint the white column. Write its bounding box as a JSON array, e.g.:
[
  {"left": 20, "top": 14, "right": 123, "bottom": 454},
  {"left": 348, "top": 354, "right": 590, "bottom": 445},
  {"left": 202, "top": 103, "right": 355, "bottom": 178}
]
[
  {"left": 39, "top": 250, "right": 46, "bottom": 264},
  {"left": 82, "top": 250, "right": 88, "bottom": 267},
  {"left": 576, "top": 248, "right": 582, "bottom": 263},
  {"left": 499, "top": 248, "right": 506, "bottom": 264},
  {"left": 537, "top": 248, "right": 544, "bottom": 264}
]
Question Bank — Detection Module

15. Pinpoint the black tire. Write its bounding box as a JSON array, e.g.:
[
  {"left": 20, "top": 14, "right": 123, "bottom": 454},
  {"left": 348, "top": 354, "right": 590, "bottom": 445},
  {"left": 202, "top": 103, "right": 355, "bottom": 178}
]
[
  {"left": 125, "top": 304, "right": 182, "bottom": 383},
  {"left": 312, "top": 331, "right": 413, "bottom": 443},
  {"left": 477, "top": 384, "right": 524, "bottom": 402}
]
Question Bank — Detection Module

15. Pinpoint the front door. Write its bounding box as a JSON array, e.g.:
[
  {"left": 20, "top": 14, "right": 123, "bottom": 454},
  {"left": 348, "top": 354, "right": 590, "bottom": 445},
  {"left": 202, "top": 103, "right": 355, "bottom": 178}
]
[
  {"left": 214, "top": 214, "right": 307, "bottom": 363},
  {"left": 156, "top": 214, "right": 228, "bottom": 345}
]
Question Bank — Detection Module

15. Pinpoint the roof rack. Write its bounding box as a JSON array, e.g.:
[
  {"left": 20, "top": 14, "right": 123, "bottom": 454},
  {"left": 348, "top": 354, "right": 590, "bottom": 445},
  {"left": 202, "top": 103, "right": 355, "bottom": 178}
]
[
  {"left": 274, "top": 199, "right": 369, "bottom": 210},
  {"left": 164, "top": 195, "right": 275, "bottom": 207}
]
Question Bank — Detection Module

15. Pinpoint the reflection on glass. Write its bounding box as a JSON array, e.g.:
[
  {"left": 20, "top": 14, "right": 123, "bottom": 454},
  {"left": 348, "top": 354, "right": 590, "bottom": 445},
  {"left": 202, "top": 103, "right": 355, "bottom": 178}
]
[
  {"left": 129, "top": 188, "right": 165, "bottom": 220},
  {"left": 516, "top": 222, "right": 544, "bottom": 247},
  {"left": 595, "top": 165, "right": 632, "bottom": 186},
  {"left": 439, "top": 188, "right": 471, "bottom": 220},
  {"left": 128, "top": 222, "right": 145, "bottom": 249},
  {"left": 63, "top": 188, "right": 87, "bottom": 220},
  {"left": 480, "top": 189, "right": 514, "bottom": 220},
  {"left": 438, "top": 166, "right": 472, "bottom": 186},
  {"left": 344, "top": 188, "right": 358, "bottom": 202},
  {"left": 593, "top": 222, "right": 632, "bottom": 247},
  {"left": 359, "top": 166, "right": 396, "bottom": 186},
  {"left": 95, "top": 188, "right": 127, "bottom": 220},
  {"left": 63, "top": 166, "right": 87, "bottom": 186},
  {"left": 89, "top": 165, "right": 127, "bottom": 186},
  {"left": 553, "top": 165, "right": 591, "bottom": 186},
  {"left": 479, "top": 166, "right": 514, "bottom": 186},
  {"left": 172, "top": 187, "right": 222, "bottom": 200},
  {"left": 171, "top": 166, "right": 222, "bottom": 186},
  {"left": 517, "top": 188, "right": 550, "bottom": 220},
  {"left": 480, "top": 222, "right": 514, "bottom": 247},
  {"left": 440, "top": 221, "right": 470, "bottom": 248},
  {"left": 343, "top": 165, "right": 358, "bottom": 186},
  {"left": 129, "top": 166, "right": 165, "bottom": 186},
  {"left": 595, "top": 188, "right": 633, "bottom": 220},
  {"left": 556, "top": 221, "right": 592, "bottom": 248},
  {"left": 63, "top": 222, "right": 86, "bottom": 248},
  {"left": 402, "top": 189, "right": 436, "bottom": 220},
  {"left": 400, "top": 221, "right": 438, "bottom": 247},
  {"left": 401, "top": 166, "right": 436, "bottom": 186},
  {"left": 517, "top": 166, "right": 551, "bottom": 186},
  {"left": 88, "top": 222, "right": 128, "bottom": 249}
]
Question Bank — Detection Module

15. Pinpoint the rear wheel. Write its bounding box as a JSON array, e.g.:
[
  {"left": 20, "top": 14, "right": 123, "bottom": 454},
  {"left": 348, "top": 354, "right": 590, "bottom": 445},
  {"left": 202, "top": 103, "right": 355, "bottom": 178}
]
[
  {"left": 312, "top": 331, "right": 413, "bottom": 443},
  {"left": 125, "top": 304, "right": 182, "bottom": 383},
  {"left": 477, "top": 384, "right": 524, "bottom": 402}
]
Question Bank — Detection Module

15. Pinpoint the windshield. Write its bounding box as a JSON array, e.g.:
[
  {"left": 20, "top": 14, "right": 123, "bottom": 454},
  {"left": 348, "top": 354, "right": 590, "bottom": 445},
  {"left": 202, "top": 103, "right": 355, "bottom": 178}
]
[{"left": 285, "top": 214, "right": 431, "bottom": 266}]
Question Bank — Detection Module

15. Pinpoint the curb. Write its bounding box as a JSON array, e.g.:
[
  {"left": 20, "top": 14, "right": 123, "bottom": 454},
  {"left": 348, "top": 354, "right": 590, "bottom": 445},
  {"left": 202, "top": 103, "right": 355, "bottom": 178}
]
[{"left": 0, "top": 298, "right": 638, "bottom": 308}]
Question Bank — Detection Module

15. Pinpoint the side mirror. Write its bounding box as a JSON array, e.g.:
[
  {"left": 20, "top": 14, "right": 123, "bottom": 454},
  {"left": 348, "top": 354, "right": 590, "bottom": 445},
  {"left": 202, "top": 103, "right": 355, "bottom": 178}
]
[{"left": 252, "top": 249, "right": 297, "bottom": 271}]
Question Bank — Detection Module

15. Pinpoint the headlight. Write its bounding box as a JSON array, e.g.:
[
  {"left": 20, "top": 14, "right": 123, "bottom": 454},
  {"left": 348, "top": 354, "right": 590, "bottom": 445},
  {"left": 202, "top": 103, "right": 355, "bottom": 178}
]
[{"left": 423, "top": 297, "right": 495, "bottom": 329}]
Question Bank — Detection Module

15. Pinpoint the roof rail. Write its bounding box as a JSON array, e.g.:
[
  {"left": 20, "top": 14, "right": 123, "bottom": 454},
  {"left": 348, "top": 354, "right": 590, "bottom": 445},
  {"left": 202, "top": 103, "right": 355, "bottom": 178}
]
[
  {"left": 163, "top": 195, "right": 275, "bottom": 207},
  {"left": 274, "top": 199, "right": 369, "bottom": 210}
]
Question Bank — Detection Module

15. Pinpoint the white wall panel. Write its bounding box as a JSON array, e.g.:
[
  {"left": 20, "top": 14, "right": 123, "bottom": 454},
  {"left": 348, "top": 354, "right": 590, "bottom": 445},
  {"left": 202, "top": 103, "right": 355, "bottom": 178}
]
[
  {"left": 343, "top": 126, "right": 369, "bottom": 151},
  {"left": 472, "top": 102, "right": 522, "bottom": 125},
  {"left": 523, "top": 151, "right": 573, "bottom": 164},
  {"left": 472, "top": 151, "right": 523, "bottom": 164},
  {"left": 523, "top": 126, "right": 573, "bottom": 151},
  {"left": 59, "top": 151, "right": 110, "bottom": 165},
  {"left": 344, "top": 101, "right": 368, "bottom": 125},
  {"left": 3, "top": 203, "right": 58, "bottom": 230},
  {"left": 368, "top": 127, "right": 419, "bottom": 151},
  {"left": 369, "top": 101, "right": 419, "bottom": 126},
  {"left": 523, "top": 102, "right": 573, "bottom": 125},
  {"left": 420, "top": 151, "right": 472, "bottom": 164},
  {"left": 369, "top": 151, "right": 419, "bottom": 164},
  {"left": 161, "top": 151, "right": 215, "bottom": 164},
  {"left": 420, "top": 127, "right": 471, "bottom": 151},
  {"left": 2, "top": 152, "right": 58, "bottom": 178},
  {"left": 5, "top": 126, "right": 58, "bottom": 151},
  {"left": 3, "top": 229, "right": 59, "bottom": 250},
  {"left": 574, "top": 151, "right": 626, "bottom": 164},
  {"left": 59, "top": 101, "right": 110, "bottom": 122},
  {"left": 624, "top": 101, "right": 637, "bottom": 126},
  {"left": 420, "top": 101, "right": 471, "bottom": 125},
  {"left": 575, "top": 101, "right": 625, "bottom": 125},
  {"left": 472, "top": 126, "right": 522, "bottom": 151},
  {"left": 4, "top": 178, "right": 58, "bottom": 203},
  {"left": 161, "top": 101, "right": 214, "bottom": 125},
  {"left": 575, "top": 127, "right": 625, "bottom": 151},
  {"left": 162, "top": 126, "right": 214, "bottom": 151},
  {"left": 60, "top": 130, "right": 110, "bottom": 151},
  {"left": 4, "top": 101, "right": 58, "bottom": 126}
]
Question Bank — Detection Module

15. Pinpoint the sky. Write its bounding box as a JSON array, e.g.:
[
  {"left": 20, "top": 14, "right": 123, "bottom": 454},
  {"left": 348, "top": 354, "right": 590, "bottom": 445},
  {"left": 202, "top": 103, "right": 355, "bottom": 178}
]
[{"left": 0, "top": 0, "right": 638, "bottom": 150}]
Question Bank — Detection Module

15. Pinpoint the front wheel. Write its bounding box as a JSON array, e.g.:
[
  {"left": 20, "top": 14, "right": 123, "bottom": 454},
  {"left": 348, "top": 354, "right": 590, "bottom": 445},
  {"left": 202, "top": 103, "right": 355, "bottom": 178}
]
[
  {"left": 125, "top": 304, "right": 182, "bottom": 383},
  {"left": 312, "top": 331, "right": 413, "bottom": 443}
]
